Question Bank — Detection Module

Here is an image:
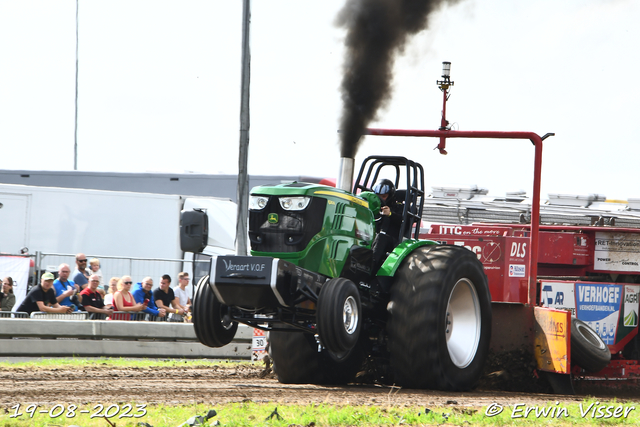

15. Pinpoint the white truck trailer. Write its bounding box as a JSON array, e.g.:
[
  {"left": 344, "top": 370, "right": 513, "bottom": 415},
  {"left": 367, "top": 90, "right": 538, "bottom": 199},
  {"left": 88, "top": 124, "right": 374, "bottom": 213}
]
[{"left": 0, "top": 183, "right": 237, "bottom": 308}]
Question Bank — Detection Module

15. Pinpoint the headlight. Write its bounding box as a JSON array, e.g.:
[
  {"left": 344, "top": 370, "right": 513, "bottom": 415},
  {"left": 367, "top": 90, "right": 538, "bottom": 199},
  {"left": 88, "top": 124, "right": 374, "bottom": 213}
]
[
  {"left": 249, "top": 195, "right": 269, "bottom": 210},
  {"left": 279, "top": 196, "right": 310, "bottom": 211}
]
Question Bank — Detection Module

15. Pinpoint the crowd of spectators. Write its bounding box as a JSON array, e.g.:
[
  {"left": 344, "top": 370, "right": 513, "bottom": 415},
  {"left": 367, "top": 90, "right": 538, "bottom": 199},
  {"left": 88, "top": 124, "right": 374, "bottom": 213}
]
[{"left": 4, "top": 252, "right": 193, "bottom": 321}]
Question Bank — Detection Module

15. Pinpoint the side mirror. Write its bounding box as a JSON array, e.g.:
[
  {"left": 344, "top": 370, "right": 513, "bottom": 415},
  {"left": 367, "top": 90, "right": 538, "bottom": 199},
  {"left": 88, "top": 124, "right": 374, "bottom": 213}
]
[{"left": 180, "top": 209, "right": 208, "bottom": 253}]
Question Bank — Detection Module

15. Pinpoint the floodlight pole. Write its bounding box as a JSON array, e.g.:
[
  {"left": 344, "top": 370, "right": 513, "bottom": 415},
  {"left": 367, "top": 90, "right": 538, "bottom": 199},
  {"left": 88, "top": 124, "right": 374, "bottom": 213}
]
[
  {"left": 236, "top": 0, "right": 251, "bottom": 256},
  {"left": 73, "top": 0, "right": 79, "bottom": 170}
]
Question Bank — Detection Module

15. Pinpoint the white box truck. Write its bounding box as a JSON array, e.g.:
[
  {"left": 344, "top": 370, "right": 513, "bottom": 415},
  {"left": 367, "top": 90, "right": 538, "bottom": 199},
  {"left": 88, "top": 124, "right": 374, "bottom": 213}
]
[{"left": 0, "top": 183, "right": 237, "bottom": 308}]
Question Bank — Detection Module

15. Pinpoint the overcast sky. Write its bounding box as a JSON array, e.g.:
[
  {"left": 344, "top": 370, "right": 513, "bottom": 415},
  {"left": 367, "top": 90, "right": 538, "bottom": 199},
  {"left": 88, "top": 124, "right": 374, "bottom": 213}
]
[{"left": 1, "top": 0, "right": 638, "bottom": 200}]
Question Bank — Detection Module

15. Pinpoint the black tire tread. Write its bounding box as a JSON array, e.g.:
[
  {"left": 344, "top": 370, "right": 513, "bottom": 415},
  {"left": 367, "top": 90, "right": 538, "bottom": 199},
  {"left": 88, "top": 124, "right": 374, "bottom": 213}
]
[
  {"left": 269, "top": 329, "right": 364, "bottom": 385},
  {"left": 571, "top": 317, "right": 611, "bottom": 373},
  {"left": 387, "top": 245, "right": 492, "bottom": 390},
  {"left": 269, "top": 331, "right": 326, "bottom": 384},
  {"left": 316, "top": 277, "right": 361, "bottom": 354},
  {"left": 192, "top": 275, "right": 238, "bottom": 348}
]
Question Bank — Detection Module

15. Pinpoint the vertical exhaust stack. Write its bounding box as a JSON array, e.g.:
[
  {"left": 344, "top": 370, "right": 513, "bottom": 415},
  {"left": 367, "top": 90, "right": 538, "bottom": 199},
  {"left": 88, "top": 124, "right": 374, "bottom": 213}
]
[
  {"left": 336, "top": 1, "right": 454, "bottom": 169},
  {"left": 337, "top": 157, "right": 355, "bottom": 192}
]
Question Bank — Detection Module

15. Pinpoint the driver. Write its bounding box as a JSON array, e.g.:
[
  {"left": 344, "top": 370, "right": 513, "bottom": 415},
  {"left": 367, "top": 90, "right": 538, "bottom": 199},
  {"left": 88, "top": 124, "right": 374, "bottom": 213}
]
[{"left": 372, "top": 179, "right": 404, "bottom": 271}]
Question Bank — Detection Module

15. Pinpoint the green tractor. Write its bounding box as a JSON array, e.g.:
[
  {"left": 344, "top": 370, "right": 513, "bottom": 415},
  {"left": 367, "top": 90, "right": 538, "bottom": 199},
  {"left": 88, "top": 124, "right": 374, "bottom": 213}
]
[{"left": 186, "top": 155, "right": 492, "bottom": 390}]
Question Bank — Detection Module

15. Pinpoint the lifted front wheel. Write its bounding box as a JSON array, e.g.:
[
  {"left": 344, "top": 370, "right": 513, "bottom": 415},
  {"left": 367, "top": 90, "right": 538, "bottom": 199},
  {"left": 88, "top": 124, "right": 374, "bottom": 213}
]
[{"left": 192, "top": 275, "right": 238, "bottom": 348}]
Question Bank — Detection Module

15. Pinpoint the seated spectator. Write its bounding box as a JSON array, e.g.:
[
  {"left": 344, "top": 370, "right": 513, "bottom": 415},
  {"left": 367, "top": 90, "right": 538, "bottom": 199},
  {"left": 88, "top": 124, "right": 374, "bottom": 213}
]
[
  {"left": 16, "top": 272, "right": 73, "bottom": 315},
  {"left": 88, "top": 258, "right": 104, "bottom": 289},
  {"left": 132, "top": 277, "right": 166, "bottom": 319},
  {"left": 80, "top": 274, "right": 114, "bottom": 319},
  {"left": 73, "top": 253, "right": 90, "bottom": 290},
  {"left": 53, "top": 264, "right": 79, "bottom": 311},
  {"left": 173, "top": 272, "right": 192, "bottom": 321},
  {"left": 112, "top": 276, "right": 146, "bottom": 319},
  {"left": 154, "top": 274, "right": 187, "bottom": 320},
  {"left": 1, "top": 277, "right": 16, "bottom": 312},
  {"left": 104, "top": 277, "right": 119, "bottom": 307}
]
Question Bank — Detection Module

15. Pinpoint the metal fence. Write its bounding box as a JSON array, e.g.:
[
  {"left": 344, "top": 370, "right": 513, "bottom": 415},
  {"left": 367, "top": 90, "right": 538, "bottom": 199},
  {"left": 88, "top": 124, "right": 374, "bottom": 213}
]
[
  {"left": 30, "top": 311, "right": 88, "bottom": 320},
  {"left": 37, "top": 252, "right": 209, "bottom": 288},
  {"left": 0, "top": 311, "right": 28, "bottom": 319},
  {"left": 1, "top": 252, "right": 212, "bottom": 313},
  {"left": 89, "top": 312, "right": 187, "bottom": 322},
  {"left": 24, "top": 311, "right": 188, "bottom": 321},
  {"left": 41, "top": 252, "right": 209, "bottom": 297},
  {"left": 1, "top": 252, "right": 213, "bottom": 287}
]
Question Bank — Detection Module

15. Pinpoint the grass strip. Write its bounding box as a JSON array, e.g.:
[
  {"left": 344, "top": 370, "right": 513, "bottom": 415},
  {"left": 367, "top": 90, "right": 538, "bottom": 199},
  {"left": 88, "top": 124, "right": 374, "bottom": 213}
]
[
  {"left": 2, "top": 358, "right": 640, "bottom": 426},
  {"left": 1, "top": 400, "right": 640, "bottom": 427}
]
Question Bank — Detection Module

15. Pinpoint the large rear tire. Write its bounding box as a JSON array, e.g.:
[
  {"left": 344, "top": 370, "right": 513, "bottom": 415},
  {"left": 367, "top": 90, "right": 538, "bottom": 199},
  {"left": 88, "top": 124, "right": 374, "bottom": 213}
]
[
  {"left": 192, "top": 275, "right": 238, "bottom": 348},
  {"left": 316, "top": 277, "right": 362, "bottom": 354},
  {"left": 269, "top": 328, "right": 364, "bottom": 385},
  {"left": 387, "top": 245, "right": 492, "bottom": 390}
]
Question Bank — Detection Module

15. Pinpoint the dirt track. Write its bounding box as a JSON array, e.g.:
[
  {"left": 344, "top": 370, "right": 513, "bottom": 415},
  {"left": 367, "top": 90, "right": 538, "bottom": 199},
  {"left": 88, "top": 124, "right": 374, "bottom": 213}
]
[{"left": 1, "top": 362, "right": 630, "bottom": 412}]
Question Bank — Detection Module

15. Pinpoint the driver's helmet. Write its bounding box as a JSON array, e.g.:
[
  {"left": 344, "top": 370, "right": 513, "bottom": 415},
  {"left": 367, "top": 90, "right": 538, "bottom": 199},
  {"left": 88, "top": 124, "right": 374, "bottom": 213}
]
[{"left": 373, "top": 179, "right": 395, "bottom": 200}]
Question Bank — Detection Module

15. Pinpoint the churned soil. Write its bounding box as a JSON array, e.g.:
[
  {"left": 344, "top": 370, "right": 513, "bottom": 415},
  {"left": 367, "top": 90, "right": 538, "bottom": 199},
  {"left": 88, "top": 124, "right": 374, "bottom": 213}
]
[{"left": 0, "top": 361, "right": 632, "bottom": 412}]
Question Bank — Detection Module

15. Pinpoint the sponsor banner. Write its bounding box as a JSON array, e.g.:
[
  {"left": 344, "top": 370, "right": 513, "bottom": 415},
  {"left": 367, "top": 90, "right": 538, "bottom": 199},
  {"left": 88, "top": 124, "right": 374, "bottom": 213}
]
[
  {"left": 422, "top": 224, "right": 512, "bottom": 237},
  {"left": 623, "top": 285, "right": 640, "bottom": 328},
  {"left": 594, "top": 232, "right": 640, "bottom": 272},
  {"left": 482, "top": 241, "right": 502, "bottom": 263},
  {"left": 214, "top": 256, "right": 273, "bottom": 286},
  {"left": 575, "top": 282, "right": 623, "bottom": 345},
  {"left": 509, "top": 264, "right": 526, "bottom": 277},
  {"left": 614, "top": 285, "right": 640, "bottom": 347},
  {"left": 449, "top": 239, "right": 503, "bottom": 265},
  {"left": 540, "top": 281, "right": 576, "bottom": 316},
  {"left": 509, "top": 241, "right": 528, "bottom": 261},
  {"left": 0, "top": 256, "right": 30, "bottom": 311},
  {"left": 534, "top": 307, "right": 570, "bottom": 374}
]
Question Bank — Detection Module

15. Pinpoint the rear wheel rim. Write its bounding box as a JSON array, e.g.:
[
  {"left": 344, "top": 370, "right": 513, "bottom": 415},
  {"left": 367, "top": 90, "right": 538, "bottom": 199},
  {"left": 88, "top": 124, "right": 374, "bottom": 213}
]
[
  {"left": 343, "top": 295, "right": 358, "bottom": 335},
  {"left": 446, "top": 278, "right": 481, "bottom": 369}
]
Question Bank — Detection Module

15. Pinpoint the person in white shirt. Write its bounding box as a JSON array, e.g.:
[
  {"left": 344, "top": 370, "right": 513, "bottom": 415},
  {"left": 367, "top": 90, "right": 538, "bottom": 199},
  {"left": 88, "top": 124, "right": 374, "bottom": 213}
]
[
  {"left": 104, "top": 277, "right": 119, "bottom": 307},
  {"left": 173, "top": 272, "right": 192, "bottom": 321}
]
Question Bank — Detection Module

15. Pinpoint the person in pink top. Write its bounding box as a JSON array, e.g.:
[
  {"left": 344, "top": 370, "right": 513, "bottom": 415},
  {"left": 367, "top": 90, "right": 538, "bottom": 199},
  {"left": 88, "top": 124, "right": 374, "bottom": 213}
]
[{"left": 112, "top": 276, "right": 146, "bottom": 320}]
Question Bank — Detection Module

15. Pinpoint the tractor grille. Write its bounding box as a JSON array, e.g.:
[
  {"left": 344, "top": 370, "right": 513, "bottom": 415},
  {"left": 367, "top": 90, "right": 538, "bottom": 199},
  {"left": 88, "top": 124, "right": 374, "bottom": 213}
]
[{"left": 249, "top": 196, "right": 327, "bottom": 253}]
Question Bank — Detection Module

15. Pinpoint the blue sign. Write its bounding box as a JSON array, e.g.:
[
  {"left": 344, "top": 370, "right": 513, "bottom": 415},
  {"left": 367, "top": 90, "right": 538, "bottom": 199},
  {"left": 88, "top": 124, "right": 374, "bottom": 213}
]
[{"left": 575, "top": 283, "right": 622, "bottom": 345}]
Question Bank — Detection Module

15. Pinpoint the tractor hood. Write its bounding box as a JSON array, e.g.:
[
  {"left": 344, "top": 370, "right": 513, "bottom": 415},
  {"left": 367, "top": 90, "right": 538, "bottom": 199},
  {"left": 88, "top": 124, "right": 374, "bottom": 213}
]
[{"left": 250, "top": 181, "right": 368, "bottom": 208}]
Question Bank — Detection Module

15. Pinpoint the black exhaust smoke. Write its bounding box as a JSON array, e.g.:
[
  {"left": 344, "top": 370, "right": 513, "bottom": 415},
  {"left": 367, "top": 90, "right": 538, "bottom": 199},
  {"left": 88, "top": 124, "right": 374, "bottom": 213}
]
[{"left": 336, "top": 0, "right": 455, "bottom": 159}]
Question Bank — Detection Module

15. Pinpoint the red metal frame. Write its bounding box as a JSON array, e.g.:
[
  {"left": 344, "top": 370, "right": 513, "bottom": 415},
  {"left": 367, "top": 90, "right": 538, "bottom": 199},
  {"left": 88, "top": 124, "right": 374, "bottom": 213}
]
[
  {"left": 574, "top": 359, "right": 640, "bottom": 388},
  {"left": 361, "top": 73, "right": 639, "bottom": 385},
  {"left": 366, "top": 128, "right": 544, "bottom": 307}
]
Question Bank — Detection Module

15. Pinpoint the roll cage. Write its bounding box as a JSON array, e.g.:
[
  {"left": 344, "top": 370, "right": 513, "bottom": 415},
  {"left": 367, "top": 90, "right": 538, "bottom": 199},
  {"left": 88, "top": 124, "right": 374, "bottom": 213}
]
[{"left": 353, "top": 155, "right": 425, "bottom": 241}]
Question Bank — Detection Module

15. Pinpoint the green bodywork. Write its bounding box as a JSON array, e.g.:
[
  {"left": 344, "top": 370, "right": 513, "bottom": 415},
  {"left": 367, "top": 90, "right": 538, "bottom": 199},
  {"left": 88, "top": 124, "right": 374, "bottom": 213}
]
[
  {"left": 377, "top": 239, "right": 439, "bottom": 276},
  {"left": 250, "top": 183, "right": 376, "bottom": 278},
  {"left": 249, "top": 182, "right": 435, "bottom": 279}
]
